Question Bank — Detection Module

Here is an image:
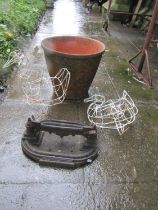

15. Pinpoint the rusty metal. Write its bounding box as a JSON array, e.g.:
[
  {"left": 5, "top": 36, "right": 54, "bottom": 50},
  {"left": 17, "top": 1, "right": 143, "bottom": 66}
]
[
  {"left": 21, "top": 117, "right": 98, "bottom": 169},
  {"left": 129, "top": 0, "right": 158, "bottom": 86},
  {"left": 103, "top": 0, "right": 152, "bottom": 32},
  {"left": 104, "top": 11, "right": 151, "bottom": 17},
  {"left": 42, "top": 36, "right": 105, "bottom": 100}
]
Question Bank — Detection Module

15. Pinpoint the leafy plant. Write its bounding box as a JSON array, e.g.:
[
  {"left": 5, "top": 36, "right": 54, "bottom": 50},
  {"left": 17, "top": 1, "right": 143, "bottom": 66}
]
[
  {"left": 0, "top": 0, "right": 46, "bottom": 81},
  {"left": 0, "top": 24, "right": 15, "bottom": 59}
]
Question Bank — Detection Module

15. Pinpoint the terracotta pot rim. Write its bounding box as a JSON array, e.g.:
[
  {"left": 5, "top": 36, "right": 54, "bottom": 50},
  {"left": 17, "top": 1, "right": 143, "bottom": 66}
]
[{"left": 41, "top": 35, "right": 105, "bottom": 57}]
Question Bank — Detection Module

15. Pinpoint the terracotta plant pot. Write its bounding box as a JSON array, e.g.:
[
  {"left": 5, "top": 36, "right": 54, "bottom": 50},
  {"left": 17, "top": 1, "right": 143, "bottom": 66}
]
[{"left": 41, "top": 36, "right": 105, "bottom": 100}]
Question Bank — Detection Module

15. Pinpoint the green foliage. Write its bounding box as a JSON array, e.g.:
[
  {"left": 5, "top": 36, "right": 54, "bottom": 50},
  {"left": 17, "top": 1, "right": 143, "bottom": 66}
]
[
  {"left": 2, "top": 0, "right": 46, "bottom": 35},
  {"left": 0, "top": 24, "right": 15, "bottom": 59},
  {"left": 0, "top": 0, "right": 46, "bottom": 76}
]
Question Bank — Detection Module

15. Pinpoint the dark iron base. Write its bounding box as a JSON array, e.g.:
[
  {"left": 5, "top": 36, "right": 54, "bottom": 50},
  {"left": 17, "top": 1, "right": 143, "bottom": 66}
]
[{"left": 21, "top": 117, "right": 98, "bottom": 169}]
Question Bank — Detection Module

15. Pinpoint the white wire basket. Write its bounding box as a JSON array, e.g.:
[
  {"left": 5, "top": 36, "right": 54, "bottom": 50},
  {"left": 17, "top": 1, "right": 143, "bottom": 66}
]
[{"left": 85, "top": 90, "right": 138, "bottom": 135}]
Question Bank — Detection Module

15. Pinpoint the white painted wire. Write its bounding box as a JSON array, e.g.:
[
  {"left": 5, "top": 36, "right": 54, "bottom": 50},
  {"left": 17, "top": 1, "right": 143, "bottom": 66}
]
[
  {"left": 18, "top": 57, "right": 32, "bottom": 80},
  {"left": 85, "top": 90, "right": 138, "bottom": 135},
  {"left": 85, "top": 65, "right": 138, "bottom": 135},
  {"left": 51, "top": 68, "right": 71, "bottom": 105},
  {"left": 2, "top": 51, "right": 23, "bottom": 69},
  {"left": 22, "top": 68, "right": 70, "bottom": 106}
]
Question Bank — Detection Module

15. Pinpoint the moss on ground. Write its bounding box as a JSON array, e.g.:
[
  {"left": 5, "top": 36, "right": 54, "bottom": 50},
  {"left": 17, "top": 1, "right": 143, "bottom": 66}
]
[
  {"left": 104, "top": 38, "right": 158, "bottom": 102},
  {"left": 138, "top": 105, "right": 158, "bottom": 144}
]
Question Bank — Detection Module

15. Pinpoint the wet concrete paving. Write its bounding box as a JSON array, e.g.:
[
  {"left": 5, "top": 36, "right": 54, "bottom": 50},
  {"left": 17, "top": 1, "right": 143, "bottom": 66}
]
[{"left": 0, "top": 0, "right": 158, "bottom": 209}]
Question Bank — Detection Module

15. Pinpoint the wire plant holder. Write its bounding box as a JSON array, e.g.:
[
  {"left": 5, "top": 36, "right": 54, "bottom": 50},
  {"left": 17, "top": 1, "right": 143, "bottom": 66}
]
[
  {"left": 22, "top": 68, "right": 70, "bottom": 106},
  {"left": 51, "top": 68, "right": 71, "bottom": 105},
  {"left": 18, "top": 57, "right": 32, "bottom": 80},
  {"left": 85, "top": 90, "right": 138, "bottom": 135},
  {"left": 22, "top": 77, "right": 44, "bottom": 105},
  {"left": 84, "top": 68, "right": 138, "bottom": 135}
]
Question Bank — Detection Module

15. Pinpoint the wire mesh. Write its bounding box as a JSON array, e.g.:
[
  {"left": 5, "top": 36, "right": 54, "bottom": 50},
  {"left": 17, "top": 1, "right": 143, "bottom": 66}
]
[
  {"left": 85, "top": 65, "right": 138, "bottom": 135},
  {"left": 85, "top": 90, "right": 138, "bottom": 135},
  {"left": 21, "top": 67, "right": 70, "bottom": 106}
]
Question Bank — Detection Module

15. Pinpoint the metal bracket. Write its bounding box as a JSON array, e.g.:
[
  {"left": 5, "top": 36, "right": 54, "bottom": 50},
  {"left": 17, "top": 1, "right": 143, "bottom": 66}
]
[{"left": 129, "top": 0, "right": 158, "bottom": 87}]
